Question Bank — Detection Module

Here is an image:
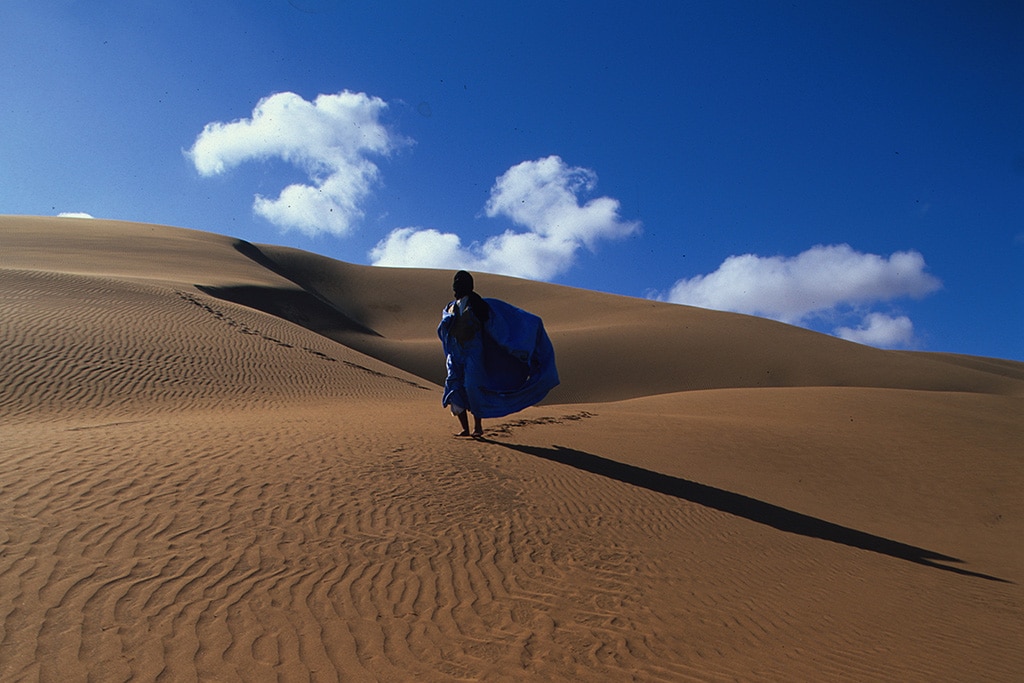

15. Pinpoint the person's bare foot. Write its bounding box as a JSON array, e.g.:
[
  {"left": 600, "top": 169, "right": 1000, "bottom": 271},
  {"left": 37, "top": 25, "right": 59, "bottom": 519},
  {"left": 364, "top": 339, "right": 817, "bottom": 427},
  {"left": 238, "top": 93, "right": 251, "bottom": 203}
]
[{"left": 455, "top": 411, "right": 471, "bottom": 437}]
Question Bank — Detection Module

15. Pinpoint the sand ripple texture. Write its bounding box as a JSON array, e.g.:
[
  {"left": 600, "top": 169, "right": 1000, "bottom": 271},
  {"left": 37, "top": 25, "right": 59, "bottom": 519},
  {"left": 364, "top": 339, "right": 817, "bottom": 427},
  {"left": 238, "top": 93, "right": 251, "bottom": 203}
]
[
  {"left": 0, "top": 268, "right": 429, "bottom": 423},
  {"left": 0, "top": 409, "right": 707, "bottom": 681},
  {"left": 2, "top": 407, "right": 1021, "bottom": 682}
]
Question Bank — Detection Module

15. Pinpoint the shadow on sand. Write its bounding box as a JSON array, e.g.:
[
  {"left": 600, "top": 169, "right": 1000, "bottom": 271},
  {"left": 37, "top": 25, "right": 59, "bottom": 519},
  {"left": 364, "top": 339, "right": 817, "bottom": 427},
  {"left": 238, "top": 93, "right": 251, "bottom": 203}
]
[
  {"left": 197, "top": 239, "right": 381, "bottom": 339},
  {"left": 490, "top": 440, "right": 1009, "bottom": 583},
  {"left": 196, "top": 284, "right": 379, "bottom": 338}
]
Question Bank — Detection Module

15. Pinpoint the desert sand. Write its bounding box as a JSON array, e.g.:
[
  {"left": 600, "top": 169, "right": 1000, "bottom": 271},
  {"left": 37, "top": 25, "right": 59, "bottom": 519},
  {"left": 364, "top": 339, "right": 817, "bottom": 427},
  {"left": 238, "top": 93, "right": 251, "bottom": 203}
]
[{"left": 1, "top": 215, "right": 1021, "bottom": 681}]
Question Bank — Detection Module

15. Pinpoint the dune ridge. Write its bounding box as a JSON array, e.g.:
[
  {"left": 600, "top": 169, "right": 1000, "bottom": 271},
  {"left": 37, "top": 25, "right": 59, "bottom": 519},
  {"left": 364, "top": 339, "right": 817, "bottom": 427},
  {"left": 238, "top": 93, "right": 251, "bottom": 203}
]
[
  {"left": 1, "top": 216, "right": 1021, "bottom": 681},
  {"left": 232, "top": 240, "right": 1024, "bottom": 401}
]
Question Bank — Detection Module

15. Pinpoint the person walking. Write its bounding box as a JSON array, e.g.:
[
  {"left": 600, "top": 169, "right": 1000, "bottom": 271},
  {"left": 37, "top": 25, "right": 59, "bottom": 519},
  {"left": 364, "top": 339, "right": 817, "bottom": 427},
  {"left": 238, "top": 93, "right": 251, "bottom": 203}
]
[{"left": 437, "top": 270, "right": 559, "bottom": 438}]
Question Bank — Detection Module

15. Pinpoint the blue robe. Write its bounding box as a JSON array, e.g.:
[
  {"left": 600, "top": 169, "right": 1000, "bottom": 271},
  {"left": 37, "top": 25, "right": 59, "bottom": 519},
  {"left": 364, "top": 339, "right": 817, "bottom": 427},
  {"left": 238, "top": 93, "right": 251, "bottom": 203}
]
[{"left": 438, "top": 297, "right": 559, "bottom": 419}]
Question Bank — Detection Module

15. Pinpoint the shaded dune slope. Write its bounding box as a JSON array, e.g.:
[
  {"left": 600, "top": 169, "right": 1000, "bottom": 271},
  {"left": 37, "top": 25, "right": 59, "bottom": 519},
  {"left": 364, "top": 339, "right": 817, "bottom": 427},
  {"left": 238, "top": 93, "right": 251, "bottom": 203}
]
[{"left": 239, "top": 239, "right": 1024, "bottom": 401}]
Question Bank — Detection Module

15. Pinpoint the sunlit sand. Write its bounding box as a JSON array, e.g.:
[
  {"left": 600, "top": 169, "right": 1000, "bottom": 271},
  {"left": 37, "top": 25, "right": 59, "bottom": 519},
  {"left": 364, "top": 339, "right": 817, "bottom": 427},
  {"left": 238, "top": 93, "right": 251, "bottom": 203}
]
[{"left": 2, "top": 215, "right": 1021, "bottom": 680}]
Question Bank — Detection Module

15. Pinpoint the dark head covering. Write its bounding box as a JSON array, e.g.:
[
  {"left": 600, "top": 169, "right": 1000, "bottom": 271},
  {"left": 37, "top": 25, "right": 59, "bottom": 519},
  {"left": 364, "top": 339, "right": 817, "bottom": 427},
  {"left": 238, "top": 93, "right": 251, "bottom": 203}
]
[
  {"left": 453, "top": 270, "right": 474, "bottom": 298},
  {"left": 451, "top": 270, "right": 489, "bottom": 323}
]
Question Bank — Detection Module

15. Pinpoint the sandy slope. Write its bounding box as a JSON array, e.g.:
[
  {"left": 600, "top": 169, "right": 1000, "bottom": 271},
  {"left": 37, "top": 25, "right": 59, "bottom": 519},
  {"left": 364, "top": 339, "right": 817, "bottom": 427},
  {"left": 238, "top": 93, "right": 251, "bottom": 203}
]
[{"left": 1, "top": 216, "right": 1022, "bottom": 681}]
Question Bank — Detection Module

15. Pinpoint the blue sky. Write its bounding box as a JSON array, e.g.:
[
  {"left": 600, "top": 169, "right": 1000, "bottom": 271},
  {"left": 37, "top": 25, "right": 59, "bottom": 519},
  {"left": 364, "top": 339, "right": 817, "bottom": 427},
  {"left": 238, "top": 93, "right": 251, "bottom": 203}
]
[{"left": 3, "top": 1, "right": 1022, "bottom": 360}]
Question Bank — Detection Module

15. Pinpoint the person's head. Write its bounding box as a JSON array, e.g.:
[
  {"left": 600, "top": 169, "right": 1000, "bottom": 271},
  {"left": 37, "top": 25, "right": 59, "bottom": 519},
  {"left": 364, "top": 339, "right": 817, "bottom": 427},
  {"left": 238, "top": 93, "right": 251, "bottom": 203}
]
[{"left": 453, "top": 270, "right": 474, "bottom": 298}]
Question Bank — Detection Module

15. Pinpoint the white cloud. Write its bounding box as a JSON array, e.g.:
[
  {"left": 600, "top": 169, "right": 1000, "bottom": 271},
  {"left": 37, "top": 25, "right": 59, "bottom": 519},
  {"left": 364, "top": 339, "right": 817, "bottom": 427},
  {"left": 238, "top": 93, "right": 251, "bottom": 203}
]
[
  {"left": 658, "top": 244, "right": 942, "bottom": 349},
  {"left": 57, "top": 212, "right": 95, "bottom": 218},
  {"left": 835, "top": 313, "right": 915, "bottom": 348},
  {"left": 370, "top": 156, "right": 639, "bottom": 279},
  {"left": 369, "top": 227, "right": 468, "bottom": 270},
  {"left": 663, "top": 244, "right": 941, "bottom": 323},
  {"left": 483, "top": 156, "right": 636, "bottom": 247},
  {"left": 188, "top": 90, "right": 402, "bottom": 236}
]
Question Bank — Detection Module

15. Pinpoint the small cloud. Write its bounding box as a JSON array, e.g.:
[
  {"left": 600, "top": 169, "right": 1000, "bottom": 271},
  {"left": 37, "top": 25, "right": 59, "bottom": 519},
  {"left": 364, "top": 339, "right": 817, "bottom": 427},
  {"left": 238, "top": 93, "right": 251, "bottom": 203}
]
[
  {"left": 188, "top": 90, "right": 406, "bottom": 237},
  {"left": 371, "top": 155, "right": 639, "bottom": 280},
  {"left": 57, "top": 212, "right": 95, "bottom": 219},
  {"left": 661, "top": 244, "right": 941, "bottom": 324},
  {"left": 835, "top": 312, "right": 915, "bottom": 348}
]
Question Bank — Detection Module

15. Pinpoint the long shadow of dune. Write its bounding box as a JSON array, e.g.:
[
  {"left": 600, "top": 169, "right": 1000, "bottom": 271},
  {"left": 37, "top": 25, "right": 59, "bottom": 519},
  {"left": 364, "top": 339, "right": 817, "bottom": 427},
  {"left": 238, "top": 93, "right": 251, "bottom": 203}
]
[
  {"left": 233, "top": 239, "right": 303, "bottom": 283},
  {"left": 196, "top": 284, "right": 380, "bottom": 338},
  {"left": 202, "top": 239, "right": 382, "bottom": 338},
  {"left": 491, "top": 441, "right": 1009, "bottom": 583}
]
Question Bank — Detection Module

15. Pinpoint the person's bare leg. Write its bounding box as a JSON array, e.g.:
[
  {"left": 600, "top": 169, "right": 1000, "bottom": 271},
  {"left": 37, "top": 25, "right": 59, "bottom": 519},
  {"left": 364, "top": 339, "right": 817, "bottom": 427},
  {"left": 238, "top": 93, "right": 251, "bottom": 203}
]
[
  {"left": 472, "top": 414, "right": 483, "bottom": 437},
  {"left": 455, "top": 411, "right": 470, "bottom": 437}
]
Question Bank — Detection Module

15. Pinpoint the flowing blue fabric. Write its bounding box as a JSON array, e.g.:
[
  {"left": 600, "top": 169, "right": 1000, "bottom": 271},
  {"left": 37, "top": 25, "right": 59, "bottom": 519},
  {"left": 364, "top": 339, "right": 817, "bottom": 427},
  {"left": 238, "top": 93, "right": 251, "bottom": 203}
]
[{"left": 438, "top": 297, "right": 559, "bottom": 419}]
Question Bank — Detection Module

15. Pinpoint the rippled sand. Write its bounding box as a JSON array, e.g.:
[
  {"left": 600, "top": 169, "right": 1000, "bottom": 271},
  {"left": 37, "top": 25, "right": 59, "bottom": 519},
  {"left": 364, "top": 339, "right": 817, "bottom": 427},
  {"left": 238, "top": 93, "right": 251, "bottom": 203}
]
[{"left": 2, "top": 216, "right": 1021, "bottom": 681}]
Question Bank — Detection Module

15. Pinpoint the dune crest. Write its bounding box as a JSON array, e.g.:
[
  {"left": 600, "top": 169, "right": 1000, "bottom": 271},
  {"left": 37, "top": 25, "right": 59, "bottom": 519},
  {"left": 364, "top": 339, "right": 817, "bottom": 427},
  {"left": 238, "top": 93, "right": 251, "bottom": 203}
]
[
  {"left": 2, "top": 216, "right": 1021, "bottom": 680},
  {"left": 205, "top": 235, "right": 1024, "bottom": 401}
]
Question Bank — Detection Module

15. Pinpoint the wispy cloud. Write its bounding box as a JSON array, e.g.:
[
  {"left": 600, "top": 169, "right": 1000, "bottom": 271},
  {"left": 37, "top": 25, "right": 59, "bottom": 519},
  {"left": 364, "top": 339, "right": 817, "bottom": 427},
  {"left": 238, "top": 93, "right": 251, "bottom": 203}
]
[
  {"left": 57, "top": 212, "right": 95, "bottom": 219},
  {"left": 658, "top": 244, "right": 941, "bottom": 348},
  {"left": 371, "top": 155, "right": 639, "bottom": 280},
  {"left": 188, "top": 90, "right": 404, "bottom": 236}
]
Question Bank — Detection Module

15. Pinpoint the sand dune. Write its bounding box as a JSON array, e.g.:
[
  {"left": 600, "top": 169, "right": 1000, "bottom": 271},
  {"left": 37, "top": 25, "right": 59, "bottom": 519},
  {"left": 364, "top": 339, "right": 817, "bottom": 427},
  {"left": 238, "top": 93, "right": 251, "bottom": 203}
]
[
  {"left": 1, "top": 216, "right": 1021, "bottom": 681},
  {"left": 221, "top": 239, "right": 1024, "bottom": 402}
]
